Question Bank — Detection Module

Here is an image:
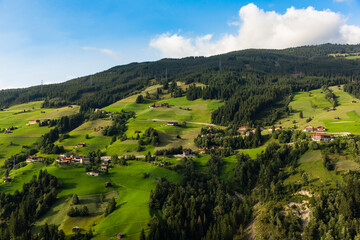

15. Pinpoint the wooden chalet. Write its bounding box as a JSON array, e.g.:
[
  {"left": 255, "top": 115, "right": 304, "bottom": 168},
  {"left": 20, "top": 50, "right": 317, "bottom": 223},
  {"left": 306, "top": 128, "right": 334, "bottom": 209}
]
[
  {"left": 311, "top": 133, "right": 331, "bottom": 142},
  {"left": 116, "top": 233, "right": 126, "bottom": 239},
  {"left": 80, "top": 158, "right": 90, "bottom": 165},
  {"left": 237, "top": 126, "right": 248, "bottom": 134},
  {"left": 26, "top": 156, "right": 45, "bottom": 163},
  {"left": 77, "top": 143, "right": 86, "bottom": 148},
  {"left": 87, "top": 170, "right": 99, "bottom": 177},
  {"left": 303, "top": 125, "right": 314, "bottom": 132},
  {"left": 101, "top": 164, "right": 108, "bottom": 171},
  {"left": 166, "top": 122, "right": 179, "bottom": 126},
  {"left": 269, "top": 126, "right": 282, "bottom": 131},
  {"left": 28, "top": 120, "right": 40, "bottom": 125},
  {"left": 316, "top": 126, "right": 326, "bottom": 131}
]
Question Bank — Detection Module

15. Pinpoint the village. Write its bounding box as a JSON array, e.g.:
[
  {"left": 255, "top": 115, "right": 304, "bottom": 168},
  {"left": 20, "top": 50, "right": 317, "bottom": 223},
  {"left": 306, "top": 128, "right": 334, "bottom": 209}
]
[{"left": 236, "top": 125, "right": 333, "bottom": 142}]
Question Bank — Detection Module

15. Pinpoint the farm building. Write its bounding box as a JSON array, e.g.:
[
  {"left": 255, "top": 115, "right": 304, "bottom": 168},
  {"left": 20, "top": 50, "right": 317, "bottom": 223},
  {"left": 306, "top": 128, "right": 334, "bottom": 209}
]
[
  {"left": 269, "top": 126, "right": 282, "bottom": 131},
  {"left": 28, "top": 120, "right": 40, "bottom": 125},
  {"left": 101, "top": 164, "right": 108, "bottom": 171},
  {"left": 334, "top": 117, "right": 340, "bottom": 120},
  {"left": 101, "top": 156, "right": 111, "bottom": 161},
  {"left": 87, "top": 170, "right": 99, "bottom": 177},
  {"left": 303, "top": 126, "right": 314, "bottom": 132},
  {"left": 316, "top": 126, "right": 326, "bottom": 131},
  {"left": 77, "top": 143, "right": 86, "bottom": 148},
  {"left": 311, "top": 134, "right": 331, "bottom": 142},
  {"left": 26, "top": 156, "right": 45, "bottom": 163},
  {"left": 166, "top": 122, "right": 179, "bottom": 126},
  {"left": 80, "top": 158, "right": 90, "bottom": 165},
  {"left": 182, "top": 150, "right": 198, "bottom": 158},
  {"left": 116, "top": 233, "right": 126, "bottom": 239},
  {"left": 237, "top": 126, "right": 248, "bottom": 134}
]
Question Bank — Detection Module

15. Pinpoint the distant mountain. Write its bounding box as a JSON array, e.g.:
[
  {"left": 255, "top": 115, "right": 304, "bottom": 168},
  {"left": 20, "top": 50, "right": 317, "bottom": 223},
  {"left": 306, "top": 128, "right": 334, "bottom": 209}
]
[{"left": 2, "top": 43, "right": 360, "bottom": 125}]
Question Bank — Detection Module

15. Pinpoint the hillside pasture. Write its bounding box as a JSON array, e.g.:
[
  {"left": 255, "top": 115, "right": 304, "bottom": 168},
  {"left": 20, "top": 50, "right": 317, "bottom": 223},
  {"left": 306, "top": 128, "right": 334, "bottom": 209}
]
[
  {"left": 284, "top": 150, "right": 342, "bottom": 188},
  {"left": 277, "top": 86, "right": 360, "bottom": 134},
  {"left": 93, "top": 161, "right": 180, "bottom": 239}
]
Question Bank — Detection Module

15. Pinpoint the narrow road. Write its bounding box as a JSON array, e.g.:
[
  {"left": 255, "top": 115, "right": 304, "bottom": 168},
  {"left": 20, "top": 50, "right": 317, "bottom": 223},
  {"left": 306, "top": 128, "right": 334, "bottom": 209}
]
[{"left": 147, "top": 118, "right": 216, "bottom": 126}]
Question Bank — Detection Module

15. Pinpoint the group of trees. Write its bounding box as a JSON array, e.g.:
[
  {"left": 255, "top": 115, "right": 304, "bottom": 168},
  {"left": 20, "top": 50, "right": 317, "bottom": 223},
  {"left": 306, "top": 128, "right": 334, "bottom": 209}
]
[
  {"left": 194, "top": 126, "right": 262, "bottom": 150},
  {"left": 67, "top": 206, "right": 89, "bottom": 217},
  {"left": 344, "top": 81, "right": 360, "bottom": 99},
  {"left": 272, "top": 129, "right": 307, "bottom": 143},
  {"left": 0, "top": 170, "right": 60, "bottom": 239},
  {"left": 303, "top": 173, "right": 360, "bottom": 239},
  {"left": 322, "top": 85, "right": 338, "bottom": 107},
  {"left": 143, "top": 127, "right": 160, "bottom": 146},
  {"left": 102, "top": 110, "right": 135, "bottom": 136},
  {"left": 145, "top": 141, "right": 309, "bottom": 239},
  {"left": 155, "top": 146, "right": 184, "bottom": 156}
]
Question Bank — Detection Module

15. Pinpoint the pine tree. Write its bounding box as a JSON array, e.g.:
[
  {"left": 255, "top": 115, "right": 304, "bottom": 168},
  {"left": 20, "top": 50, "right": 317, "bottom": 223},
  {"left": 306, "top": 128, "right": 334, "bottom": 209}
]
[{"left": 72, "top": 194, "right": 79, "bottom": 205}]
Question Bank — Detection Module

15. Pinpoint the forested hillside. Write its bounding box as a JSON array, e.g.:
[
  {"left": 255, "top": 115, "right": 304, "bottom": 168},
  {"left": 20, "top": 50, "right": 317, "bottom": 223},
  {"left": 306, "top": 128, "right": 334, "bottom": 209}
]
[{"left": 2, "top": 43, "right": 360, "bottom": 126}]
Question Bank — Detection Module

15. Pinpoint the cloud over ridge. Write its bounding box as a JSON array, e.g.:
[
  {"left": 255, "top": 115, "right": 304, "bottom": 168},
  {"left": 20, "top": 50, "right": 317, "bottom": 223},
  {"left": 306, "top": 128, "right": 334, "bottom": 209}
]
[{"left": 150, "top": 3, "right": 360, "bottom": 58}]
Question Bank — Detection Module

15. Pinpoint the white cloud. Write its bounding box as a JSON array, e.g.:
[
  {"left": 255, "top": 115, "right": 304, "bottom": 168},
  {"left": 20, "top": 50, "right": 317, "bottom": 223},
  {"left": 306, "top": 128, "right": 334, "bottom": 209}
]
[
  {"left": 150, "top": 3, "right": 360, "bottom": 58},
  {"left": 82, "top": 46, "right": 121, "bottom": 59}
]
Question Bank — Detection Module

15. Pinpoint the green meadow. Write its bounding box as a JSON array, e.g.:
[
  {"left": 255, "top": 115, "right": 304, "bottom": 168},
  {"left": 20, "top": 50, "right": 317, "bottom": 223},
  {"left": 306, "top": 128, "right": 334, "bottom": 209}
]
[
  {"left": 93, "top": 161, "right": 180, "bottom": 240},
  {"left": 0, "top": 102, "right": 80, "bottom": 164},
  {"left": 0, "top": 87, "right": 226, "bottom": 239},
  {"left": 276, "top": 85, "right": 360, "bottom": 134},
  {"left": 284, "top": 150, "right": 343, "bottom": 188}
]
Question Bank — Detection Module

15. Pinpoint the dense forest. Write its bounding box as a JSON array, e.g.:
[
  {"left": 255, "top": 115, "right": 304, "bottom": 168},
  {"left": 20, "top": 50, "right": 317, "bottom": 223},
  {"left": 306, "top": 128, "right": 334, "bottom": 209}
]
[{"left": 2, "top": 44, "right": 360, "bottom": 126}]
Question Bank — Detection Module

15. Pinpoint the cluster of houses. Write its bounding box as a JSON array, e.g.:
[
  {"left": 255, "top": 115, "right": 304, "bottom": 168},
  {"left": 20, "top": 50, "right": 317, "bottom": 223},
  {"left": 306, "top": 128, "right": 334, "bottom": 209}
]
[
  {"left": 56, "top": 154, "right": 90, "bottom": 165},
  {"left": 237, "top": 126, "right": 265, "bottom": 135},
  {"left": 303, "top": 126, "right": 326, "bottom": 132},
  {"left": 149, "top": 103, "right": 169, "bottom": 109}
]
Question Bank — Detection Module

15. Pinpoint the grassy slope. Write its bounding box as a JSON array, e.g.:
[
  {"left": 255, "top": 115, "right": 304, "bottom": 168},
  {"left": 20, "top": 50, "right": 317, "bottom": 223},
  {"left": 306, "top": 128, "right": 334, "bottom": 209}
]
[
  {"left": 0, "top": 102, "right": 80, "bottom": 165},
  {"left": 276, "top": 86, "right": 360, "bottom": 134},
  {"left": 284, "top": 150, "right": 342, "bottom": 188},
  {"left": 4, "top": 161, "right": 180, "bottom": 239},
  {"left": 0, "top": 85, "right": 227, "bottom": 239}
]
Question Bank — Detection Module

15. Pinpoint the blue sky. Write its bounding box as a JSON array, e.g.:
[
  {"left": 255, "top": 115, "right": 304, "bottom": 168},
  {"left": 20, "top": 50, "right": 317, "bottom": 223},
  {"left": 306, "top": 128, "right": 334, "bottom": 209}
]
[{"left": 0, "top": 0, "right": 360, "bottom": 89}]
